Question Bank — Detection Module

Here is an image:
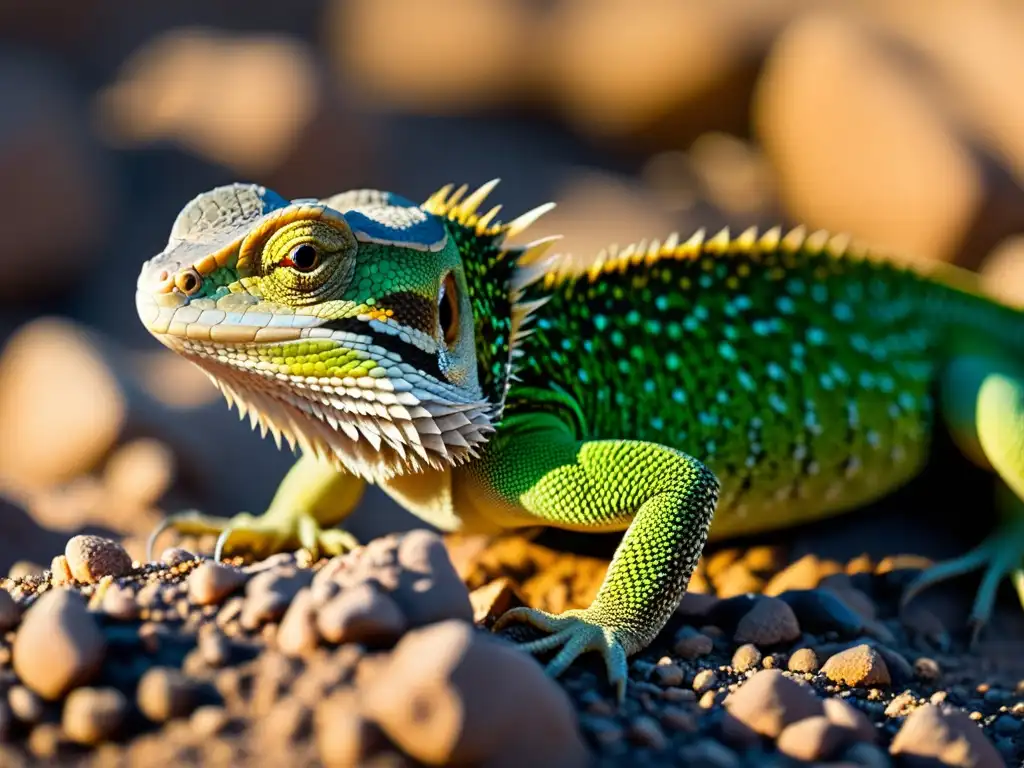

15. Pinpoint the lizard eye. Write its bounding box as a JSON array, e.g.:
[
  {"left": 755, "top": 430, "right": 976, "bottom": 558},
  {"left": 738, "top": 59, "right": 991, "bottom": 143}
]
[
  {"left": 438, "top": 272, "right": 460, "bottom": 346},
  {"left": 175, "top": 268, "right": 203, "bottom": 296},
  {"left": 282, "top": 243, "right": 320, "bottom": 272}
]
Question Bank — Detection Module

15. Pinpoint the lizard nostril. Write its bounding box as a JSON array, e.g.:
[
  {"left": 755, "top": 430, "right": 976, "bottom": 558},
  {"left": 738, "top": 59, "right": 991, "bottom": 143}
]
[
  {"left": 157, "top": 269, "right": 169, "bottom": 281},
  {"left": 175, "top": 268, "right": 203, "bottom": 296}
]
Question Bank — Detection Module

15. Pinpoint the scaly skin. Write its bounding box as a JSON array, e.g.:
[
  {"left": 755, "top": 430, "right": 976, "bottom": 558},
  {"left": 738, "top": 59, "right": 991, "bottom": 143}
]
[{"left": 136, "top": 181, "right": 1024, "bottom": 702}]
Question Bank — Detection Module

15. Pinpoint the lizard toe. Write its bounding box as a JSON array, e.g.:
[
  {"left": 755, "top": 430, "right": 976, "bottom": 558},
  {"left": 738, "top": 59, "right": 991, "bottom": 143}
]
[
  {"left": 494, "top": 607, "right": 631, "bottom": 703},
  {"left": 901, "top": 518, "right": 1024, "bottom": 641}
]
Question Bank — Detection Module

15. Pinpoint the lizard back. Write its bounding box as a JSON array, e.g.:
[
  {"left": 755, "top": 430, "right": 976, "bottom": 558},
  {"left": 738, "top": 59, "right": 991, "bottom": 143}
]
[{"left": 506, "top": 227, "right": 1024, "bottom": 538}]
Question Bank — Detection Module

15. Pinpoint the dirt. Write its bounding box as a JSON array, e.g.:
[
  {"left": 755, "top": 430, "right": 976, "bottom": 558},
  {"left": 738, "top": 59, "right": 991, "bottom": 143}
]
[{"left": 0, "top": 516, "right": 1018, "bottom": 767}]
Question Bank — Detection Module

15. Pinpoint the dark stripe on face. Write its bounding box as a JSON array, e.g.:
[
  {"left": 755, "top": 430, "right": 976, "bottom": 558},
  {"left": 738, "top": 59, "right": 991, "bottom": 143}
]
[
  {"left": 380, "top": 292, "right": 437, "bottom": 336},
  {"left": 321, "top": 317, "right": 446, "bottom": 381}
]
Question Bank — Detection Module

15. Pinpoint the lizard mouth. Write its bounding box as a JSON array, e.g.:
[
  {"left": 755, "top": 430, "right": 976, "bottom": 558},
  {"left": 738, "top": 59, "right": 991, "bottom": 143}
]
[{"left": 135, "top": 289, "right": 494, "bottom": 480}]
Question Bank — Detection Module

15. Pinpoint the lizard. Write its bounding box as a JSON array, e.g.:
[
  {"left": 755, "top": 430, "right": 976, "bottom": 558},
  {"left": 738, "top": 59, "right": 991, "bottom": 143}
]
[{"left": 137, "top": 180, "right": 1024, "bottom": 701}]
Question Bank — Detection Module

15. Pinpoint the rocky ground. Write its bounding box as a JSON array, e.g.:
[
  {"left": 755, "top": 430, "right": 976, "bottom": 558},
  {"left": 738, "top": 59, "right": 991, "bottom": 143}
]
[{"left": 0, "top": 520, "right": 1018, "bottom": 767}]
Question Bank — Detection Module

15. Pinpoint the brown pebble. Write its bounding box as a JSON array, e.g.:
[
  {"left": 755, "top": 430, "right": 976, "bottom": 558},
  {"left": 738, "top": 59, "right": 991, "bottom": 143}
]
[
  {"left": 764, "top": 554, "right": 839, "bottom": 594},
  {"left": 190, "top": 705, "right": 230, "bottom": 737},
  {"left": 652, "top": 663, "right": 685, "bottom": 687},
  {"left": 662, "top": 687, "right": 696, "bottom": 704},
  {"left": 0, "top": 590, "right": 19, "bottom": 632},
  {"left": 136, "top": 667, "right": 197, "bottom": 722},
  {"left": 914, "top": 657, "right": 942, "bottom": 682},
  {"left": 692, "top": 669, "right": 718, "bottom": 694},
  {"left": 100, "top": 584, "right": 139, "bottom": 621},
  {"left": 885, "top": 691, "right": 917, "bottom": 717},
  {"left": 360, "top": 620, "right": 587, "bottom": 767},
  {"left": 890, "top": 703, "right": 1002, "bottom": 767},
  {"left": 62, "top": 687, "right": 127, "bottom": 745},
  {"left": 27, "top": 722, "right": 65, "bottom": 760},
  {"left": 777, "top": 715, "right": 849, "bottom": 761},
  {"left": 316, "top": 691, "right": 385, "bottom": 768},
  {"left": 317, "top": 584, "right": 406, "bottom": 646},
  {"left": 628, "top": 716, "right": 668, "bottom": 750},
  {"left": 468, "top": 577, "right": 521, "bottom": 625},
  {"left": 160, "top": 547, "right": 195, "bottom": 567},
  {"left": 50, "top": 556, "right": 72, "bottom": 586},
  {"left": 660, "top": 706, "right": 697, "bottom": 732},
  {"left": 821, "top": 644, "right": 891, "bottom": 687},
  {"left": 734, "top": 597, "right": 801, "bottom": 645},
  {"left": 673, "top": 626, "right": 713, "bottom": 659},
  {"left": 13, "top": 590, "right": 106, "bottom": 700},
  {"left": 823, "top": 697, "right": 876, "bottom": 743},
  {"left": 724, "top": 669, "right": 824, "bottom": 738},
  {"left": 787, "top": 647, "right": 820, "bottom": 674},
  {"left": 8, "top": 562, "right": 45, "bottom": 580},
  {"left": 713, "top": 562, "right": 764, "bottom": 597},
  {"left": 731, "top": 643, "right": 762, "bottom": 672},
  {"left": 198, "top": 627, "right": 231, "bottom": 668},
  {"left": 64, "top": 536, "right": 133, "bottom": 584},
  {"left": 7, "top": 685, "right": 46, "bottom": 724},
  {"left": 189, "top": 562, "right": 248, "bottom": 606},
  {"left": 277, "top": 588, "right": 320, "bottom": 657}
]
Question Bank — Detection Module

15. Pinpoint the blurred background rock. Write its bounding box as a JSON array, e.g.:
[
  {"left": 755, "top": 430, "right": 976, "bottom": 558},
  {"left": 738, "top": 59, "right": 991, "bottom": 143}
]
[{"left": 0, "top": 0, "right": 1023, "bottom": 571}]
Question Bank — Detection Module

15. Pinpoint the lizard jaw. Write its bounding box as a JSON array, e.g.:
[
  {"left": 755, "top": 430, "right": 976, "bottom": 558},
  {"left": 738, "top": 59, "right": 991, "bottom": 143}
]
[{"left": 136, "top": 290, "right": 496, "bottom": 481}]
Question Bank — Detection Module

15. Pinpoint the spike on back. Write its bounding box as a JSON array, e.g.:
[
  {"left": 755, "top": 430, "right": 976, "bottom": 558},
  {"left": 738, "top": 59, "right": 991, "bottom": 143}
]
[{"left": 421, "top": 180, "right": 557, "bottom": 413}]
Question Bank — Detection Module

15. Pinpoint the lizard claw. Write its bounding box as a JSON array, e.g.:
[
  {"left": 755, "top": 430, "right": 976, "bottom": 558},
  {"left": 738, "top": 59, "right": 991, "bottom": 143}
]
[
  {"left": 901, "top": 518, "right": 1024, "bottom": 644},
  {"left": 147, "top": 509, "right": 359, "bottom": 563},
  {"left": 493, "top": 606, "right": 630, "bottom": 703}
]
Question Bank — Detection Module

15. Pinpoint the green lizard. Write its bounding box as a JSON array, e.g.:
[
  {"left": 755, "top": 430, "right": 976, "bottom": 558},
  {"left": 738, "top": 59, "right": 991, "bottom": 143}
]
[{"left": 137, "top": 181, "right": 1024, "bottom": 700}]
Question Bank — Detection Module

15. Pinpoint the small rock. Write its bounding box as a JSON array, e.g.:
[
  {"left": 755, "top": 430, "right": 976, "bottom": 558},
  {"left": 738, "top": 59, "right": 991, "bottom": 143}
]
[
  {"left": 889, "top": 703, "right": 1002, "bottom": 767},
  {"left": 64, "top": 535, "right": 133, "bottom": 584},
  {"left": 775, "top": 589, "right": 864, "bottom": 636},
  {"left": 885, "top": 691, "right": 917, "bottom": 717},
  {"left": 660, "top": 706, "right": 697, "bottom": 732},
  {"left": 821, "top": 645, "right": 891, "bottom": 687},
  {"left": 391, "top": 530, "right": 474, "bottom": 626},
  {"left": 675, "top": 592, "right": 719, "bottom": 621},
  {"left": 468, "top": 577, "right": 521, "bottom": 624},
  {"left": 651, "top": 663, "right": 685, "bottom": 687},
  {"left": 629, "top": 716, "right": 668, "bottom": 750},
  {"left": 0, "top": 590, "right": 19, "bottom": 631},
  {"left": 734, "top": 597, "right": 801, "bottom": 645},
  {"left": 61, "top": 687, "right": 127, "bottom": 745},
  {"left": 731, "top": 643, "right": 762, "bottom": 672},
  {"left": 823, "top": 697, "right": 876, "bottom": 743},
  {"left": 673, "top": 626, "right": 713, "bottom": 658},
  {"left": 317, "top": 584, "right": 407, "bottom": 646},
  {"left": 787, "top": 647, "right": 820, "bottom": 674},
  {"left": 189, "top": 562, "right": 248, "bottom": 605},
  {"left": 159, "top": 547, "right": 195, "bottom": 567},
  {"left": 50, "top": 555, "right": 72, "bottom": 586},
  {"left": 360, "top": 620, "right": 587, "bottom": 767},
  {"left": 692, "top": 669, "right": 718, "bottom": 694},
  {"left": 136, "top": 667, "right": 197, "bottom": 723},
  {"left": 277, "top": 588, "right": 320, "bottom": 657},
  {"left": 764, "top": 554, "right": 838, "bottom": 595},
  {"left": 190, "top": 705, "right": 230, "bottom": 738},
  {"left": 100, "top": 583, "right": 139, "bottom": 621},
  {"left": 777, "top": 715, "right": 849, "bottom": 761},
  {"left": 8, "top": 562, "right": 45, "bottom": 580},
  {"left": 724, "top": 669, "right": 824, "bottom": 738},
  {"left": 13, "top": 590, "right": 106, "bottom": 700},
  {"left": 198, "top": 627, "right": 231, "bottom": 668},
  {"left": 316, "top": 690, "right": 385, "bottom": 768},
  {"left": 7, "top": 685, "right": 46, "bottom": 724}
]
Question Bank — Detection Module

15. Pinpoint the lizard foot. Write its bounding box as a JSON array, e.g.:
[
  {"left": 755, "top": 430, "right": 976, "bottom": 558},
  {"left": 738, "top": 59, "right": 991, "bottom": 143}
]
[
  {"left": 146, "top": 509, "right": 359, "bottom": 563},
  {"left": 493, "top": 607, "right": 630, "bottom": 703},
  {"left": 901, "top": 517, "right": 1024, "bottom": 644}
]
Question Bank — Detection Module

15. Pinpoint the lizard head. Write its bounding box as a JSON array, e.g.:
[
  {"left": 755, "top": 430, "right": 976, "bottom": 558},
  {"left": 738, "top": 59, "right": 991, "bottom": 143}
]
[{"left": 135, "top": 182, "right": 556, "bottom": 481}]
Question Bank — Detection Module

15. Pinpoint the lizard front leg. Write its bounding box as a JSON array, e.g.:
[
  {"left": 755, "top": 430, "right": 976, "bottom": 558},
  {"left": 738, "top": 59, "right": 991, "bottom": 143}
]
[
  {"left": 148, "top": 451, "right": 365, "bottom": 561},
  {"left": 467, "top": 415, "right": 719, "bottom": 701}
]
